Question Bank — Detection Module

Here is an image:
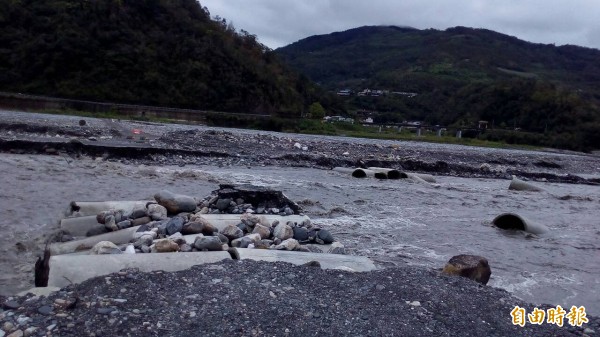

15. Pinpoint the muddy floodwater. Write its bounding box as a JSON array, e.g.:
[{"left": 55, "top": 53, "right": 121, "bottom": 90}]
[{"left": 1, "top": 153, "right": 599, "bottom": 314}]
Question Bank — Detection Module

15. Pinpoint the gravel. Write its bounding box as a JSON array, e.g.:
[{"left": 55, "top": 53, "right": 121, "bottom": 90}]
[{"left": 1, "top": 260, "right": 597, "bottom": 336}]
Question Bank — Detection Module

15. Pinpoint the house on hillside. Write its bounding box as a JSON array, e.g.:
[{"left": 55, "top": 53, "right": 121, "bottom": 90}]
[{"left": 324, "top": 115, "right": 355, "bottom": 124}]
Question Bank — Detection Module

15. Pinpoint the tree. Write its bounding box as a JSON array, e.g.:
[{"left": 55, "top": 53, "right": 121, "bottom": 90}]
[{"left": 308, "top": 102, "right": 326, "bottom": 119}]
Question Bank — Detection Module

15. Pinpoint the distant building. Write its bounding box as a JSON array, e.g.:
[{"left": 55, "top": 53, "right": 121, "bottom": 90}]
[
  {"left": 362, "top": 117, "right": 374, "bottom": 124},
  {"left": 392, "top": 91, "right": 418, "bottom": 97},
  {"left": 324, "top": 115, "right": 354, "bottom": 124},
  {"left": 337, "top": 89, "right": 352, "bottom": 96}
]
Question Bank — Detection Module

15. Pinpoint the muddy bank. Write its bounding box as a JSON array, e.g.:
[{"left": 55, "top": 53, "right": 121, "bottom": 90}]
[
  {"left": 1, "top": 110, "right": 599, "bottom": 184},
  {"left": 2, "top": 260, "right": 598, "bottom": 337}
]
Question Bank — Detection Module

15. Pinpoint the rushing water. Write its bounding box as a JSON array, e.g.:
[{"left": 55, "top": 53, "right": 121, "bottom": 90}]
[{"left": 0, "top": 154, "right": 599, "bottom": 314}]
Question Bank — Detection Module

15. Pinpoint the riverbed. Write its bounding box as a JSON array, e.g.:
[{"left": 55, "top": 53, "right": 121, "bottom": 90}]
[{"left": 1, "top": 153, "right": 598, "bottom": 314}]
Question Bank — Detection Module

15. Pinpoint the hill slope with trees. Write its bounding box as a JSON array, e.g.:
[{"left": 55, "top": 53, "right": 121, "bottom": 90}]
[
  {"left": 0, "top": 0, "right": 343, "bottom": 116},
  {"left": 277, "top": 26, "right": 600, "bottom": 151}
]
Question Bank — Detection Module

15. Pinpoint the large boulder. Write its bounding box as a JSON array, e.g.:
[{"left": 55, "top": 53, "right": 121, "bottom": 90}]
[
  {"left": 273, "top": 223, "right": 293, "bottom": 241},
  {"left": 293, "top": 227, "right": 309, "bottom": 242},
  {"left": 221, "top": 224, "right": 244, "bottom": 241},
  {"left": 154, "top": 239, "right": 180, "bottom": 253},
  {"left": 316, "top": 229, "right": 334, "bottom": 244},
  {"left": 231, "top": 234, "right": 261, "bottom": 248},
  {"left": 271, "top": 238, "right": 300, "bottom": 251},
  {"left": 441, "top": 255, "right": 491, "bottom": 285},
  {"left": 147, "top": 204, "right": 168, "bottom": 221},
  {"left": 154, "top": 190, "right": 197, "bottom": 214},
  {"left": 193, "top": 236, "right": 223, "bottom": 251},
  {"left": 182, "top": 217, "right": 216, "bottom": 236},
  {"left": 165, "top": 217, "right": 186, "bottom": 236},
  {"left": 252, "top": 224, "right": 271, "bottom": 240},
  {"left": 240, "top": 213, "right": 260, "bottom": 227}
]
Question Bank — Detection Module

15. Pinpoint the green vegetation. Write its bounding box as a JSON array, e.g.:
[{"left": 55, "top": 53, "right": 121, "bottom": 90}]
[
  {"left": 0, "top": 0, "right": 344, "bottom": 116},
  {"left": 277, "top": 26, "right": 600, "bottom": 151},
  {"left": 308, "top": 102, "right": 326, "bottom": 119}
]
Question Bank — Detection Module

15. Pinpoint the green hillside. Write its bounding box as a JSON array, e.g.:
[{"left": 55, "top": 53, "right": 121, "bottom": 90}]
[
  {"left": 0, "top": 0, "right": 341, "bottom": 116},
  {"left": 277, "top": 26, "right": 600, "bottom": 151}
]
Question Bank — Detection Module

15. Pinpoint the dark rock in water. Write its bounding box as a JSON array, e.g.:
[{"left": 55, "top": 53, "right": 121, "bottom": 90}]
[
  {"left": 222, "top": 224, "right": 244, "bottom": 241},
  {"left": 141, "top": 245, "right": 151, "bottom": 253},
  {"left": 117, "top": 220, "right": 132, "bottom": 230},
  {"left": 293, "top": 227, "right": 309, "bottom": 242},
  {"left": 87, "top": 225, "right": 109, "bottom": 237},
  {"left": 154, "top": 190, "right": 197, "bottom": 214},
  {"left": 193, "top": 236, "right": 223, "bottom": 251},
  {"left": 215, "top": 198, "right": 232, "bottom": 211},
  {"left": 442, "top": 255, "right": 492, "bottom": 285},
  {"left": 316, "top": 229, "right": 334, "bottom": 244},
  {"left": 166, "top": 217, "right": 185, "bottom": 236}
]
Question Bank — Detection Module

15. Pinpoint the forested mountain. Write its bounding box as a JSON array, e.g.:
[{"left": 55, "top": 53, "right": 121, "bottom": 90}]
[
  {"left": 277, "top": 26, "right": 600, "bottom": 151},
  {"left": 0, "top": 0, "right": 341, "bottom": 115}
]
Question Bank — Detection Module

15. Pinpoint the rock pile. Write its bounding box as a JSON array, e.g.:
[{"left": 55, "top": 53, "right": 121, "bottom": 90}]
[{"left": 81, "top": 185, "right": 342, "bottom": 256}]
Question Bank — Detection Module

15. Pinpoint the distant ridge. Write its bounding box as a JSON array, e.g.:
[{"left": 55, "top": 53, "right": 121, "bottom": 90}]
[{"left": 276, "top": 25, "right": 600, "bottom": 151}]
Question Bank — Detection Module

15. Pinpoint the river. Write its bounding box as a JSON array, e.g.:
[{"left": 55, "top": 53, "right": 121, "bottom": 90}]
[{"left": 0, "top": 152, "right": 599, "bottom": 314}]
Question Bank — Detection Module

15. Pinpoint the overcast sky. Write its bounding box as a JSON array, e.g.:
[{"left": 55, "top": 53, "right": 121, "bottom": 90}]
[{"left": 200, "top": 0, "right": 600, "bottom": 50}]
